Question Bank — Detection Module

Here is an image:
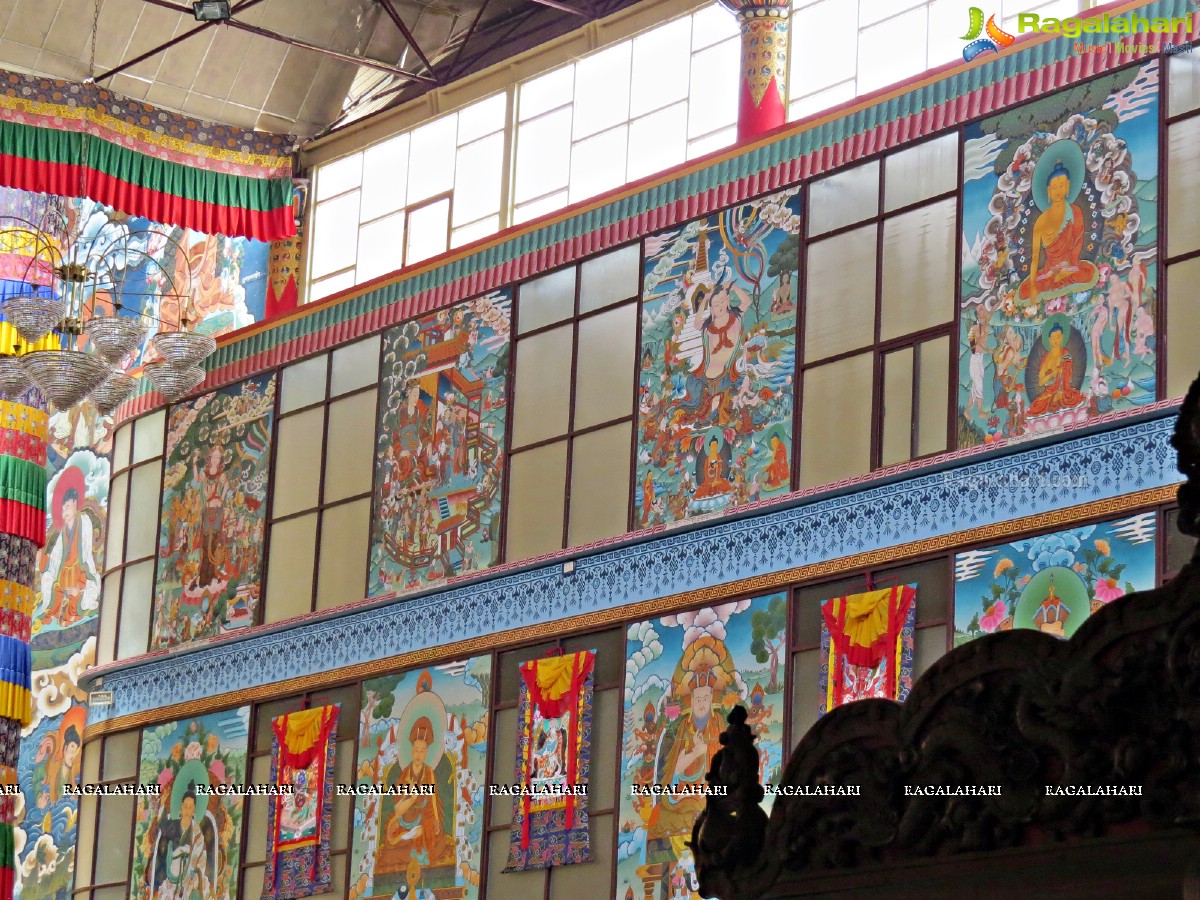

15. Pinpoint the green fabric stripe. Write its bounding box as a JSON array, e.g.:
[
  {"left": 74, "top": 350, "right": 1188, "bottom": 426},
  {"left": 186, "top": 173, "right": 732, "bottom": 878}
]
[
  {"left": 0, "top": 456, "right": 46, "bottom": 511},
  {"left": 0, "top": 121, "right": 292, "bottom": 212},
  {"left": 196, "top": 0, "right": 1183, "bottom": 374}
]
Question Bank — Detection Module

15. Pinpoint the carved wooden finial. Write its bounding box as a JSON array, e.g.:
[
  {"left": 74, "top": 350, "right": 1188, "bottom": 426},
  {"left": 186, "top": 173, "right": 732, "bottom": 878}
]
[{"left": 1171, "top": 372, "right": 1200, "bottom": 538}]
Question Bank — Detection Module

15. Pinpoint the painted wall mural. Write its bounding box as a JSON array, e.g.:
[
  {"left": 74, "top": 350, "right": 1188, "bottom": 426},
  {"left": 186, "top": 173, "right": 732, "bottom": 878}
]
[
  {"left": 152, "top": 374, "right": 276, "bottom": 649},
  {"left": 351, "top": 658, "right": 491, "bottom": 900},
  {"left": 618, "top": 595, "right": 787, "bottom": 900},
  {"left": 636, "top": 190, "right": 801, "bottom": 527},
  {"left": 369, "top": 290, "right": 511, "bottom": 594},
  {"left": 130, "top": 708, "right": 250, "bottom": 900},
  {"left": 14, "top": 399, "right": 111, "bottom": 899},
  {"left": 953, "top": 512, "right": 1158, "bottom": 646},
  {"left": 959, "top": 62, "right": 1159, "bottom": 446}
]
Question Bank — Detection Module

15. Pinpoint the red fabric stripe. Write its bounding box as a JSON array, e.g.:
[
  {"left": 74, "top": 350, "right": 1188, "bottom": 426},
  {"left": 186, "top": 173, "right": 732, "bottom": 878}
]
[
  {"left": 0, "top": 499, "right": 44, "bottom": 545},
  {"left": 0, "top": 153, "right": 295, "bottom": 242}
]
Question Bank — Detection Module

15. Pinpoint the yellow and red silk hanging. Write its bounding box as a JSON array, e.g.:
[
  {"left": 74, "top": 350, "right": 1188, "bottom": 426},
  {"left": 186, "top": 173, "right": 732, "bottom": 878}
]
[{"left": 820, "top": 585, "right": 916, "bottom": 712}]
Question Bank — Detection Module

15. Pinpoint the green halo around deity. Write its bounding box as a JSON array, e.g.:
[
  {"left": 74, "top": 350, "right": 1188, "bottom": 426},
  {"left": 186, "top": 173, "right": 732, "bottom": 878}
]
[
  {"left": 396, "top": 688, "right": 447, "bottom": 772},
  {"left": 171, "top": 758, "right": 211, "bottom": 818},
  {"left": 1041, "top": 313, "right": 1073, "bottom": 350},
  {"left": 1031, "top": 139, "right": 1086, "bottom": 212}
]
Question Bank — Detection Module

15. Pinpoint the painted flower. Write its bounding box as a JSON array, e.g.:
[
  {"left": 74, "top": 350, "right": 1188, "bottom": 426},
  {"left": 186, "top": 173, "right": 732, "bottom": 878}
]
[
  {"left": 664, "top": 701, "right": 681, "bottom": 721},
  {"left": 206, "top": 734, "right": 220, "bottom": 755},
  {"left": 157, "top": 768, "right": 175, "bottom": 790},
  {"left": 170, "top": 742, "right": 183, "bottom": 762},
  {"left": 1045, "top": 295, "right": 1068, "bottom": 314},
  {"left": 184, "top": 741, "right": 203, "bottom": 761},
  {"left": 988, "top": 415, "right": 1000, "bottom": 429},
  {"left": 1018, "top": 575, "right": 1031, "bottom": 587},
  {"left": 994, "top": 558, "right": 1014, "bottom": 578},
  {"left": 1074, "top": 562, "right": 1085, "bottom": 573},
  {"left": 1024, "top": 305, "right": 1039, "bottom": 318},
  {"left": 981, "top": 601, "right": 1008, "bottom": 632},
  {"left": 1094, "top": 539, "right": 1111, "bottom": 556},
  {"left": 1095, "top": 578, "right": 1124, "bottom": 603},
  {"left": 209, "top": 759, "right": 227, "bottom": 785},
  {"left": 189, "top": 722, "right": 199, "bottom": 734}
]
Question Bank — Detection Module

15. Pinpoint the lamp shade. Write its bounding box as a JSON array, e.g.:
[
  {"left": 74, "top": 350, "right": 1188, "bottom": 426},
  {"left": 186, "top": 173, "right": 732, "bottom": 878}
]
[
  {"left": 3, "top": 296, "right": 65, "bottom": 346},
  {"left": 0, "top": 356, "right": 30, "bottom": 399},
  {"left": 144, "top": 362, "right": 205, "bottom": 401},
  {"left": 85, "top": 316, "right": 148, "bottom": 365},
  {"left": 89, "top": 370, "right": 138, "bottom": 415},
  {"left": 151, "top": 330, "right": 216, "bottom": 368},
  {"left": 20, "top": 350, "right": 112, "bottom": 409}
]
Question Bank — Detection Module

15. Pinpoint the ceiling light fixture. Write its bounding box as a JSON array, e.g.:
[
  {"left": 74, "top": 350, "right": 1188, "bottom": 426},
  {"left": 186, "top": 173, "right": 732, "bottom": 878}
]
[{"left": 192, "top": 0, "right": 232, "bottom": 22}]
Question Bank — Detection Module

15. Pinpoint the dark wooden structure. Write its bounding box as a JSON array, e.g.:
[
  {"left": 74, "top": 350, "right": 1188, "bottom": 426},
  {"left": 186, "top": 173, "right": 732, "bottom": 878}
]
[{"left": 691, "top": 375, "right": 1200, "bottom": 899}]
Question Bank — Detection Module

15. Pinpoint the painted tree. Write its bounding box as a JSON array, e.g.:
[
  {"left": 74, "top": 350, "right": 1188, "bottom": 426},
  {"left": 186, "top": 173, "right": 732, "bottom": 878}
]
[{"left": 750, "top": 595, "right": 787, "bottom": 694}]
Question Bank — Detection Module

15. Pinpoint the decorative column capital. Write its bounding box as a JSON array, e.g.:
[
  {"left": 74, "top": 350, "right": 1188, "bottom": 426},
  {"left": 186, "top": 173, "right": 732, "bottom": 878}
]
[{"left": 719, "top": 0, "right": 791, "bottom": 142}]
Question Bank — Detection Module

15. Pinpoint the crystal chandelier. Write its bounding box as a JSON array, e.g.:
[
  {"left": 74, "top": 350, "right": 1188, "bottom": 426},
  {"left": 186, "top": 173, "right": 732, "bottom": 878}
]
[{"left": 0, "top": 206, "right": 214, "bottom": 409}]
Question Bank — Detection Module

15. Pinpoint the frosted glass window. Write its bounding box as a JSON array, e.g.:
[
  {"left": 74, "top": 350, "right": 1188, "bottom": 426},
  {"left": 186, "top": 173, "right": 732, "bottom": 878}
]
[
  {"left": 515, "top": 190, "right": 569, "bottom": 225},
  {"left": 490, "top": 706, "right": 518, "bottom": 826},
  {"left": 789, "top": 0, "right": 858, "bottom": 100},
  {"left": 407, "top": 116, "right": 457, "bottom": 204},
  {"left": 356, "top": 212, "right": 405, "bottom": 284},
  {"left": 453, "top": 133, "right": 504, "bottom": 226},
  {"left": 692, "top": 3, "right": 738, "bottom": 49},
  {"left": 518, "top": 266, "right": 576, "bottom": 334},
  {"left": 76, "top": 796, "right": 97, "bottom": 887},
  {"left": 580, "top": 245, "right": 640, "bottom": 314},
  {"left": 809, "top": 161, "right": 879, "bottom": 236},
  {"left": 331, "top": 334, "right": 381, "bottom": 396},
  {"left": 105, "top": 472, "right": 127, "bottom": 566},
  {"left": 885, "top": 133, "right": 958, "bottom": 211},
  {"left": 94, "top": 887, "right": 131, "bottom": 900},
  {"left": 1169, "top": 118, "right": 1200, "bottom": 256},
  {"left": 627, "top": 102, "right": 688, "bottom": 182},
  {"left": 323, "top": 391, "right": 377, "bottom": 502},
  {"left": 584, "top": 686, "right": 619, "bottom": 799},
  {"left": 242, "top": 866, "right": 265, "bottom": 897},
  {"left": 97, "top": 572, "right": 120, "bottom": 664},
  {"left": 452, "top": 215, "right": 501, "bottom": 248},
  {"left": 458, "top": 92, "right": 506, "bottom": 143},
  {"left": 573, "top": 42, "right": 631, "bottom": 139},
  {"left": 1169, "top": 51, "right": 1200, "bottom": 116},
  {"left": 688, "top": 126, "right": 737, "bottom": 160},
  {"left": 631, "top": 18, "right": 690, "bottom": 117},
  {"left": 245, "top": 793, "right": 269, "bottom": 863},
  {"left": 790, "top": 649, "right": 821, "bottom": 746},
  {"left": 1168, "top": 259, "right": 1200, "bottom": 400},
  {"left": 125, "top": 462, "right": 161, "bottom": 560},
  {"left": 112, "top": 422, "right": 131, "bottom": 470},
  {"left": 800, "top": 353, "right": 873, "bottom": 488},
  {"left": 916, "top": 335, "right": 950, "bottom": 457},
  {"left": 102, "top": 730, "right": 139, "bottom": 780},
  {"left": 280, "top": 354, "right": 327, "bottom": 413},
  {"left": 360, "top": 134, "right": 408, "bottom": 222},
  {"left": 914, "top": 625, "right": 946, "bottom": 680},
  {"left": 789, "top": 81, "right": 856, "bottom": 122},
  {"left": 310, "top": 269, "right": 356, "bottom": 302},
  {"left": 264, "top": 513, "right": 317, "bottom": 622},
  {"left": 521, "top": 67, "right": 574, "bottom": 121},
  {"left": 859, "top": 0, "right": 923, "bottom": 26},
  {"left": 316, "top": 153, "right": 362, "bottom": 200},
  {"left": 551, "top": 815, "right": 613, "bottom": 898},
  {"left": 315, "top": 500, "right": 370, "bottom": 611},
  {"left": 574, "top": 304, "right": 637, "bottom": 429},
  {"left": 858, "top": 7, "right": 928, "bottom": 95},
  {"left": 94, "top": 794, "right": 135, "bottom": 882},
  {"left": 117, "top": 560, "right": 152, "bottom": 658},
  {"left": 688, "top": 40, "right": 739, "bottom": 140},
  {"left": 569, "top": 125, "right": 628, "bottom": 203},
  {"left": 132, "top": 409, "right": 164, "bottom": 462},
  {"left": 568, "top": 423, "right": 632, "bottom": 546},
  {"left": 881, "top": 346, "right": 914, "bottom": 467},
  {"left": 804, "top": 226, "right": 877, "bottom": 360},
  {"left": 405, "top": 198, "right": 450, "bottom": 265},
  {"left": 879, "top": 198, "right": 955, "bottom": 340},
  {"left": 512, "top": 325, "right": 573, "bottom": 446},
  {"left": 514, "top": 107, "right": 572, "bottom": 204},
  {"left": 311, "top": 192, "right": 360, "bottom": 278},
  {"left": 506, "top": 442, "right": 568, "bottom": 560},
  {"left": 331, "top": 740, "right": 355, "bottom": 847},
  {"left": 272, "top": 407, "right": 324, "bottom": 517}
]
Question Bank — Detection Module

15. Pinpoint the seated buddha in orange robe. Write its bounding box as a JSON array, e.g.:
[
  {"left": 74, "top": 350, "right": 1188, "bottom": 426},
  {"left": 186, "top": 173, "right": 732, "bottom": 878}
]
[
  {"left": 1028, "top": 323, "right": 1086, "bottom": 417},
  {"left": 1018, "top": 161, "right": 1098, "bottom": 303},
  {"left": 693, "top": 439, "right": 734, "bottom": 499}
]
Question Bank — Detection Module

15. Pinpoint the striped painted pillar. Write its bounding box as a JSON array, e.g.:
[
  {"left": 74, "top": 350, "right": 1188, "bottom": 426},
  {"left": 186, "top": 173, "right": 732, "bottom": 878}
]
[
  {"left": 720, "top": 0, "right": 791, "bottom": 142},
  {"left": 0, "top": 391, "right": 46, "bottom": 898}
]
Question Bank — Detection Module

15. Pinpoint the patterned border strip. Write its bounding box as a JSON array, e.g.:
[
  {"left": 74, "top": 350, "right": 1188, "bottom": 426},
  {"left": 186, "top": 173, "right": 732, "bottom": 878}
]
[
  {"left": 110, "top": 0, "right": 1191, "bottom": 420},
  {"left": 82, "top": 412, "right": 1186, "bottom": 726},
  {"left": 83, "top": 482, "right": 1180, "bottom": 739}
]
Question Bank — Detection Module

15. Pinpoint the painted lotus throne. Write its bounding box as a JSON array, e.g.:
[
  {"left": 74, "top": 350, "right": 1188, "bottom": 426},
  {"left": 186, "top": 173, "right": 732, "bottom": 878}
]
[{"left": 690, "top": 371, "right": 1200, "bottom": 899}]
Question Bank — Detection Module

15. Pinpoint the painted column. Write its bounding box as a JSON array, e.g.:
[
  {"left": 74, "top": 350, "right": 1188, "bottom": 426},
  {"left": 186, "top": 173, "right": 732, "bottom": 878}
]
[
  {"left": 720, "top": 0, "right": 790, "bottom": 142},
  {"left": 0, "top": 389, "right": 46, "bottom": 899}
]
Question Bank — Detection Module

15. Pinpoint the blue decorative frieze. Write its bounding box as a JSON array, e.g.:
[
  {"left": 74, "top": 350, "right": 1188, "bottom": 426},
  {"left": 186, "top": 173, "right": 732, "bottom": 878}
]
[{"left": 88, "top": 411, "right": 1183, "bottom": 722}]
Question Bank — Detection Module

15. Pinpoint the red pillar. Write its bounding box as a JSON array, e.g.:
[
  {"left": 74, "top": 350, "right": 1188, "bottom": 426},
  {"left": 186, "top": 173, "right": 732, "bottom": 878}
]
[{"left": 720, "top": 0, "right": 790, "bottom": 142}]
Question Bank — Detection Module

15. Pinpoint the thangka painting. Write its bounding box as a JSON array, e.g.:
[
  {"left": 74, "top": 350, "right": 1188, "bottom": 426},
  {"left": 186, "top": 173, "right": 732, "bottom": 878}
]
[
  {"left": 636, "top": 190, "right": 801, "bottom": 527},
  {"left": 351, "top": 658, "right": 491, "bottom": 899},
  {"left": 17, "top": 395, "right": 111, "bottom": 899},
  {"left": 817, "top": 585, "right": 916, "bottom": 716},
  {"left": 953, "top": 512, "right": 1158, "bottom": 647},
  {"left": 618, "top": 595, "right": 787, "bottom": 900},
  {"left": 131, "top": 708, "right": 250, "bottom": 900},
  {"left": 369, "top": 290, "right": 511, "bottom": 594},
  {"left": 263, "top": 705, "right": 340, "bottom": 899},
  {"left": 959, "top": 62, "right": 1159, "bottom": 446},
  {"left": 152, "top": 374, "right": 276, "bottom": 648},
  {"left": 504, "top": 650, "right": 594, "bottom": 871}
]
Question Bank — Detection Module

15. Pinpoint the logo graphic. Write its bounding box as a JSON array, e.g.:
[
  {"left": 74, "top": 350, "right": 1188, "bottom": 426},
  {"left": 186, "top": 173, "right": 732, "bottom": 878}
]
[{"left": 961, "top": 7, "right": 1016, "bottom": 61}]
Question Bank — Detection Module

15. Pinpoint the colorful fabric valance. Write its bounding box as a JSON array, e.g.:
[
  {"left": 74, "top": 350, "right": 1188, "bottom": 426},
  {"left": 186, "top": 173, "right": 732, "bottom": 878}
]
[
  {"left": 819, "top": 585, "right": 917, "bottom": 715},
  {"left": 0, "top": 70, "right": 296, "bottom": 242}
]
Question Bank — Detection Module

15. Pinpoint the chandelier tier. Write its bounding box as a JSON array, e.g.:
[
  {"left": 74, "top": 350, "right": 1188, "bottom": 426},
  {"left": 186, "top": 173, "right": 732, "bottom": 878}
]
[
  {"left": 0, "top": 356, "right": 30, "bottom": 398},
  {"left": 85, "top": 315, "right": 149, "bottom": 365},
  {"left": 4, "top": 295, "right": 66, "bottom": 346},
  {"left": 20, "top": 349, "right": 113, "bottom": 409},
  {"left": 143, "top": 362, "right": 206, "bottom": 402},
  {"left": 151, "top": 330, "right": 217, "bottom": 369},
  {"left": 90, "top": 370, "right": 138, "bottom": 415}
]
